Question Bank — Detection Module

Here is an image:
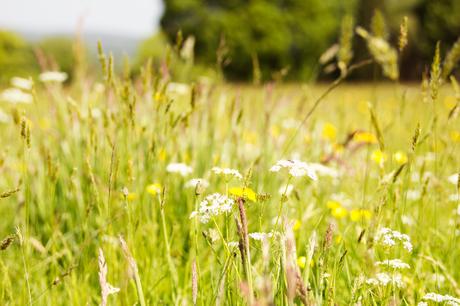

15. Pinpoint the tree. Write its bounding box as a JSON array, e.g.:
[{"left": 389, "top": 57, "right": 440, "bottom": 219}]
[
  {"left": 0, "top": 30, "right": 38, "bottom": 84},
  {"left": 161, "top": 0, "right": 346, "bottom": 81}
]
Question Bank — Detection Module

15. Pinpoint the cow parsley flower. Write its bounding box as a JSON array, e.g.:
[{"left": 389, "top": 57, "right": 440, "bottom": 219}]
[
  {"left": 211, "top": 167, "right": 243, "bottom": 180},
  {"left": 190, "top": 193, "right": 235, "bottom": 224},
  {"left": 0, "top": 88, "right": 33, "bottom": 104},
  {"left": 448, "top": 173, "right": 459, "bottom": 185},
  {"left": 166, "top": 163, "right": 193, "bottom": 176},
  {"left": 185, "top": 178, "right": 209, "bottom": 189},
  {"left": 366, "top": 272, "right": 403, "bottom": 288},
  {"left": 249, "top": 232, "right": 273, "bottom": 241},
  {"left": 11, "top": 77, "right": 33, "bottom": 91},
  {"left": 39, "top": 71, "right": 68, "bottom": 83},
  {"left": 419, "top": 292, "right": 460, "bottom": 305},
  {"left": 375, "top": 227, "right": 413, "bottom": 252},
  {"left": 375, "top": 259, "right": 410, "bottom": 270},
  {"left": 270, "top": 159, "right": 317, "bottom": 180}
]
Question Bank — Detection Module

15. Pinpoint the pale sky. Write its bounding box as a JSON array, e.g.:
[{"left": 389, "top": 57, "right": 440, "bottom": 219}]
[{"left": 0, "top": 0, "right": 163, "bottom": 37}]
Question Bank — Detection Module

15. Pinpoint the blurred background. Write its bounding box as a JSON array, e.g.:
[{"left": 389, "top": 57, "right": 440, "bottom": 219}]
[{"left": 0, "top": 0, "right": 459, "bottom": 84}]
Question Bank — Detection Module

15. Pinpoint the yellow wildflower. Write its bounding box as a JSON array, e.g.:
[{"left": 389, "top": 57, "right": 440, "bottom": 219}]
[
  {"left": 127, "top": 193, "right": 137, "bottom": 201},
  {"left": 146, "top": 183, "right": 162, "bottom": 196},
  {"left": 293, "top": 219, "right": 301, "bottom": 231},
  {"left": 335, "top": 234, "right": 343, "bottom": 244},
  {"left": 229, "top": 187, "right": 257, "bottom": 202},
  {"left": 326, "top": 200, "right": 341, "bottom": 210},
  {"left": 353, "top": 131, "right": 377, "bottom": 144},
  {"left": 158, "top": 148, "right": 167, "bottom": 162},
  {"left": 322, "top": 122, "right": 337, "bottom": 141},
  {"left": 270, "top": 125, "right": 280, "bottom": 138},
  {"left": 371, "top": 149, "right": 387, "bottom": 166},
  {"left": 450, "top": 131, "right": 460, "bottom": 143},
  {"left": 297, "top": 256, "right": 307, "bottom": 269},
  {"left": 350, "top": 209, "right": 372, "bottom": 222},
  {"left": 393, "top": 151, "right": 408, "bottom": 164},
  {"left": 331, "top": 206, "right": 348, "bottom": 219}
]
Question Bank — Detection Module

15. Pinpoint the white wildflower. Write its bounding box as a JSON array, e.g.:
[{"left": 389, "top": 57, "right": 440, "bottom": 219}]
[
  {"left": 211, "top": 167, "right": 243, "bottom": 180},
  {"left": 420, "top": 292, "right": 460, "bottom": 305},
  {"left": 270, "top": 159, "right": 317, "bottom": 180},
  {"left": 449, "top": 194, "right": 460, "bottom": 202},
  {"left": 448, "top": 174, "right": 459, "bottom": 185},
  {"left": 279, "top": 184, "right": 294, "bottom": 196},
  {"left": 417, "top": 302, "right": 428, "bottom": 306},
  {"left": 185, "top": 178, "right": 209, "bottom": 189},
  {"left": 166, "top": 82, "right": 190, "bottom": 95},
  {"left": 11, "top": 77, "right": 33, "bottom": 91},
  {"left": 407, "top": 189, "right": 421, "bottom": 201},
  {"left": 376, "top": 259, "right": 410, "bottom": 270},
  {"left": 39, "top": 71, "right": 68, "bottom": 83},
  {"left": 249, "top": 232, "right": 273, "bottom": 241},
  {"left": 227, "top": 241, "right": 239, "bottom": 249},
  {"left": 0, "top": 88, "right": 33, "bottom": 104},
  {"left": 366, "top": 272, "right": 403, "bottom": 288},
  {"left": 0, "top": 109, "right": 10, "bottom": 123},
  {"left": 308, "top": 163, "right": 339, "bottom": 178},
  {"left": 375, "top": 227, "right": 413, "bottom": 252},
  {"left": 166, "top": 163, "right": 193, "bottom": 176},
  {"left": 190, "top": 193, "right": 235, "bottom": 224}
]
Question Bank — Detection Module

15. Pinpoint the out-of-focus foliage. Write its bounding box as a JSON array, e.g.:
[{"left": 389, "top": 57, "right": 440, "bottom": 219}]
[
  {"left": 160, "top": 0, "right": 352, "bottom": 81},
  {"left": 36, "top": 37, "right": 78, "bottom": 81},
  {"left": 134, "top": 32, "right": 217, "bottom": 82},
  {"left": 158, "top": 0, "right": 460, "bottom": 81},
  {"left": 0, "top": 30, "right": 38, "bottom": 84}
]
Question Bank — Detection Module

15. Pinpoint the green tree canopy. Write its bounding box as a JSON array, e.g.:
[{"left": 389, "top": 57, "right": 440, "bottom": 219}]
[
  {"left": 161, "top": 0, "right": 349, "bottom": 81},
  {"left": 0, "top": 30, "right": 38, "bottom": 84}
]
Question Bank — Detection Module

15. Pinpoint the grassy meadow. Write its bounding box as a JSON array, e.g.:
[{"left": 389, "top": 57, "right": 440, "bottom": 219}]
[{"left": 1, "top": 64, "right": 460, "bottom": 306}]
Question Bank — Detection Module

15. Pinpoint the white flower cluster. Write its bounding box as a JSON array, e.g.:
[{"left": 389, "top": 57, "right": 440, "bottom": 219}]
[
  {"left": 375, "top": 227, "right": 413, "bottom": 252},
  {"left": 185, "top": 178, "right": 209, "bottom": 189},
  {"left": 375, "top": 259, "right": 410, "bottom": 270},
  {"left": 190, "top": 193, "right": 235, "bottom": 224},
  {"left": 39, "top": 71, "right": 68, "bottom": 83},
  {"left": 248, "top": 232, "right": 274, "bottom": 241},
  {"left": 227, "top": 241, "right": 240, "bottom": 249},
  {"left": 366, "top": 272, "right": 403, "bottom": 288},
  {"left": 166, "top": 163, "right": 193, "bottom": 176},
  {"left": 418, "top": 292, "right": 460, "bottom": 306},
  {"left": 11, "top": 77, "right": 33, "bottom": 90},
  {"left": 270, "top": 159, "right": 318, "bottom": 180},
  {"left": 211, "top": 167, "right": 243, "bottom": 180},
  {"left": 448, "top": 173, "right": 459, "bottom": 185},
  {"left": 0, "top": 88, "right": 33, "bottom": 104}
]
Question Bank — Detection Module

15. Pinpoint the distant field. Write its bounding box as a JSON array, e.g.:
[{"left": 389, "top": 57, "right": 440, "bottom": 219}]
[{"left": 1, "top": 76, "right": 460, "bottom": 305}]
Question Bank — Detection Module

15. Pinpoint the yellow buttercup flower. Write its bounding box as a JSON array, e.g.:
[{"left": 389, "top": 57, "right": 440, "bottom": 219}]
[
  {"left": 326, "top": 200, "right": 341, "bottom": 210},
  {"left": 450, "top": 131, "right": 460, "bottom": 143},
  {"left": 229, "top": 187, "right": 257, "bottom": 202},
  {"left": 322, "top": 122, "right": 337, "bottom": 141},
  {"left": 393, "top": 151, "right": 408, "bottom": 164},
  {"left": 158, "top": 148, "right": 167, "bottom": 162},
  {"left": 335, "top": 234, "right": 343, "bottom": 244},
  {"left": 371, "top": 149, "right": 387, "bottom": 166},
  {"left": 331, "top": 206, "right": 348, "bottom": 219},
  {"left": 297, "top": 256, "right": 307, "bottom": 269},
  {"left": 127, "top": 193, "right": 137, "bottom": 201},
  {"left": 293, "top": 219, "right": 301, "bottom": 231},
  {"left": 353, "top": 131, "right": 377, "bottom": 144},
  {"left": 350, "top": 209, "right": 372, "bottom": 222},
  {"left": 146, "top": 183, "right": 162, "bottom": 196},
  {"left": 270, "top": 125, "right": 280, "bottom": 138}
]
